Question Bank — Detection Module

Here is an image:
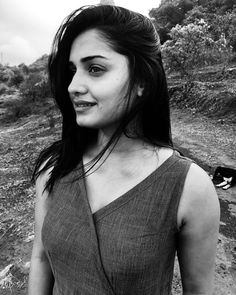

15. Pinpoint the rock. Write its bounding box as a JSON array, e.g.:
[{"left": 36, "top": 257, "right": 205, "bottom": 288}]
[
  {"left": 219, "top": 263, "right": 227, "bottom": 270},
  {"left": 24, "top": 234, "right": 34, "bottom": 243},
  {"left": 0, "top": 264, "right": 13, "bottom": 279},
  {"left": 23, "top": 261, "right": 31, "bottom": 273}
]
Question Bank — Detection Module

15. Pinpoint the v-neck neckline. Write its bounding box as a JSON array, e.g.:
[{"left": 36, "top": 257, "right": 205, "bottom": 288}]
[{"left": 79, "top": 150, "right": 178, "bottom": 222}]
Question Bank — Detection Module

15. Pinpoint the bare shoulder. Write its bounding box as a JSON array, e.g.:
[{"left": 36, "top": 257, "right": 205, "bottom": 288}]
[
  {"left": 30, "top": 161, "right": 54, "bottom": 260},
  {"left": 176, "top": 163, "right": 220, "bottom": 293},
  {"left": 177, "top": 162, "right": 220, "bottom": 230}
]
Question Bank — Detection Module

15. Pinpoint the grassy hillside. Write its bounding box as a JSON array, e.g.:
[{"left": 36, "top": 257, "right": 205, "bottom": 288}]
[{"left": 168, "top": 63, "right": 236, "bottom": 123}]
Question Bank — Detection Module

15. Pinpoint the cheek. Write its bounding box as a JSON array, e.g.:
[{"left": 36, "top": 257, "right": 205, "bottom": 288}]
[
  {"left": 109, "top": 74, "right": 130, "bottom": 100},
  {"left": 93, "top": 77, "right": 129, "bottom": 104}
]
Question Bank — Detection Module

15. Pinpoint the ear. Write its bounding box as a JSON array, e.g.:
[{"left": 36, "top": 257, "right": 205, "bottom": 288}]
[{"left": 137, "top": 83, "right": 145, "bottom": 97}]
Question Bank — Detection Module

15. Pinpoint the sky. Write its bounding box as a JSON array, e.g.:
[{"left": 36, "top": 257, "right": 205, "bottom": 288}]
[{"left": 0, "top": 0, "right": 161, "bottom": 66}]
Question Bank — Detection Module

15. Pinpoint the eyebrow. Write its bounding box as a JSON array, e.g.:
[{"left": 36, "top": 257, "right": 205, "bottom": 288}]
[{"left": 70, "top": 55, "right": 109, "bottom": 64}]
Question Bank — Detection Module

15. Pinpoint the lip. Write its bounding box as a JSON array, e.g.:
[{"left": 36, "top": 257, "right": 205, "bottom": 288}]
[
  {"left": 73, "top": 100, "right": 97, "bottom": 110},
  {"left": 74, "top": 100, "right": 96, "bottom": 105}
]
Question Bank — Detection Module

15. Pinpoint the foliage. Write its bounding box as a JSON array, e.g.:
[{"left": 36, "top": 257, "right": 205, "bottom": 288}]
[
  {"left": 28, "top": 54, "right": 48, "bottom": 73},
  {"left": 161, "top": 19, "right": 233, "bottom": 100},
  {"left": 0, "top": 55, "right": 49, "bottom": 94},
  {"left": 0, "top": 65, "right": 27, "bottom": 91},
  {"left": 0, "top": 72, "right": 52, "bottom": 122},
  {"left": 208, "top": 11, "right": 236, "bottom": 52},
  {"left": 150, "top": 0, "right": 195, "bottom": 43},
  {"left": 1, "top": 73, "right": 51, "bottom": 123},
  {"left": 0, "top": 55, "right": 51, "bottom": 123},
  {"left": 19, "top": 55, "right": 50, "bottom": 102},
  {"left": 2, "top": 98, "right": 33, "bottom": 122},
  {"left": 183, "top": 5, "right": 208, "bottom": 24},
  {"left": 0, "top": 83, "right": 9, "bottom": 95},
  {"left": 18, "top": 63, "right": 29, "bottom": 75},
  {"left": 9, "top": 68, "right": 24, "bottom": 87},
  {"left": 162, "top": 20, "right": 231, "bottom": 77},
  {"left": 197, "top": 0, "right": 236, "bottom": 13},
  {"left": 0, "top": 66, "right": 14, "bottom": 84},
  {"left": 19, "top": 71, "right": 51, "bottom": 102},
  {"left": 150, "top": 0, "right": 236, "bottom": 46}
]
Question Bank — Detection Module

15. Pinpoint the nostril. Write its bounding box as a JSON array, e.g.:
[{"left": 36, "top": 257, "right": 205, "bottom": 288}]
[{"left": 70, "top": 91, "right": 80, "bottom": 100}]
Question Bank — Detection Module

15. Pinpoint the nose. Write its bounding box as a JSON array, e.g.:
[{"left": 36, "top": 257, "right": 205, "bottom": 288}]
[{"left": 68, "top": 70, "right": 88, "bottom": 96}]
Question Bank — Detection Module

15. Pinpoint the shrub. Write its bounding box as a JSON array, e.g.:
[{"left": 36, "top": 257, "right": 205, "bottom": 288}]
[
  {"left": 0, "top": 97, "right": 32, "bottom": 123},
  {"left": 161, "top": 19, "right": 233, "bottom": 100},
  {"left": 0, "top": 67, "right": 14, "bottom": 84},
  {"left": 18, "top": 63, "right": 29, "bottom": 75},
  {"left": 19, "top": 72, "right": 51, "bottom": 102},
  {"left": 9, "top": 71, "right": 24, "bottom": 88},
  {"left": 162, "top": 19, "right": 231, "bottom": 77},
  {"left": 1, "top": 71, "right": 52, "bottom": 123},
  {"left": 0, "top": 83, "right": 9, "bottom": 96}
]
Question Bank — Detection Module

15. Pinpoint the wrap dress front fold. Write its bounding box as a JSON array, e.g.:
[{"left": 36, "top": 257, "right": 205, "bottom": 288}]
[{"left": 42, "top": 151, "right": 192, "bottom": 294}]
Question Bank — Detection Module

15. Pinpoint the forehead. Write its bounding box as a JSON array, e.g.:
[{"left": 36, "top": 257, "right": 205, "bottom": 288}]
[{"left": 69, "top": 29, "right": 117, "bottom": 61}]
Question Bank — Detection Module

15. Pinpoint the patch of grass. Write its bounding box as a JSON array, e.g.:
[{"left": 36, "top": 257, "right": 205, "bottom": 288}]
[
  {"left": 2, "top": 98, "right": 33, "bottom": 123},
  {"left": 0, "top": 94, "right": 56, "bottom": 125}
]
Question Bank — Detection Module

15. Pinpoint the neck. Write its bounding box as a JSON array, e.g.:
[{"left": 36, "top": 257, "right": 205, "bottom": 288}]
[
  {"left": 93, "top": 127, "right": 155, "bottom": 157},
  {"left": 83, "top": 128, "right": 159, "bottom": 170}
]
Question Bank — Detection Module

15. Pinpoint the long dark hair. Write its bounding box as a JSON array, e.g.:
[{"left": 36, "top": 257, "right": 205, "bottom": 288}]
[{"left": 32, "top": 5, "right": 173, "bottom": 193}]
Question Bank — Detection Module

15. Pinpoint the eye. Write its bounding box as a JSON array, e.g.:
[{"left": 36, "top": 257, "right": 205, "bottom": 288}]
[{"left": 88, "top": 65, "right": 105, "bottom": 75}]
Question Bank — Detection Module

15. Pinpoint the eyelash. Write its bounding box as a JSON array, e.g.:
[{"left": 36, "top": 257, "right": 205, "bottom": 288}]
[
  {"left": 68, "top": 65, "right": 105, "bottom": 76},
  {"left": 88, "top": 65, "right": 105, "bottom": 75}
]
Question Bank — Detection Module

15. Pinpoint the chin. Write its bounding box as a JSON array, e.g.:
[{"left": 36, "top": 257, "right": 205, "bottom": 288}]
[
  {"left": 75, "top": 116, "right": 117, "bottom": 131},
  {"left": 75, "top": 117, "right": 100, "bottom": 129}
]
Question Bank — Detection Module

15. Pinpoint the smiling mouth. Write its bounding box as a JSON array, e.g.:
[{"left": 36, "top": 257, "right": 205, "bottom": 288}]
[{"left": 74, "top": 102, "right": 96, "bottom": 108}]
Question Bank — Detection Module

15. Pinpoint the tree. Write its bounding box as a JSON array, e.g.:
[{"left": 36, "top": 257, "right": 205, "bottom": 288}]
[
  {"left": 195, "top": 0, "right": 236, "bottom": 13},
  {"left": 19, "top": 71, "right": 51, "bottom": 102},
  {"left": 149, "top": 0, "right": 194, "bottom": 43},
  {"left": 18, "top": 63, "right": 29, "bottom": 75},
  {"left": 9, "top": 70, "right": 24, "bottom": 87},
  {"left": 0, "top": 66, "right": 14, "bottom": 84},
  {"left": 183, "top": 5, "right": 208, "bottom": 24},
  {"left": 28, "top": 54, "right": 48, "bottom": 73},
  {"left": 162, "top": 19, "right": 231, "bottom": 77},
  {"left": 208, "top": 11, "right": 236, "bottom": 52},
  {"left": 161, "top": 19, "right": 232, "bottom": 98}
]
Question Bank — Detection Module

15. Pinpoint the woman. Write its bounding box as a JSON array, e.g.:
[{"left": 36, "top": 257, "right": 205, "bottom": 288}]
[{"left": 28, "top": 5, "right": 220, "bottom": 295}]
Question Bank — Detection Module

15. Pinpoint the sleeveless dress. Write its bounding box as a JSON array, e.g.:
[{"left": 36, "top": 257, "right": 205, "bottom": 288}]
[{"left": 42, "top": 151, "right": 192, "bottom": 295}]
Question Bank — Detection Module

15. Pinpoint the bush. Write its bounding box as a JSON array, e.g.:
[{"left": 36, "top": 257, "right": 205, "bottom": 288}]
[
  {"left": 149, "top": 0, "right": 194, "bottom": 43},
  {"left": 162, "top": 19, "right": 231, "bottom": 77},
  {"left": 1, "top": 71, "right": 52, "bottom": 123},
  {"left": 19, "top": 72, "right": 51, "bottom": 102},
  {"left": 0, "top": 83, "right": 9, "bottom": 96},
  {"left": 161, "top": 19, "right": 233, "bottom": 100},
  {"left": 18, "top": 63, "right": 29, "bottom": 75},
  {"left": 0, "top": 67, "right": 14, "bottom": 84},
  {"left": 9, "top": 71, "right": 24, "bottom": 88},
  {"left": 0, "top": 97, "right": 32, "bottom": 123}
]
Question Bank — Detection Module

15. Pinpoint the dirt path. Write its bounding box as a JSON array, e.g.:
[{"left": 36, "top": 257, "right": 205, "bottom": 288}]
[
  {"left": 0, "top": 107, "right": 235, "bottom": 294},
  {"left": 0, "top": 112, "right": 60, "bottom": 294},
  {"left": 171, "top": 107, "right": 236, "bottom": 295}
]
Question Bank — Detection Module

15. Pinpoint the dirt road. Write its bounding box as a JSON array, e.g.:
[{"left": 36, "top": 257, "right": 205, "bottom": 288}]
[
  {"left": 171, "top": 108, "right": 236, "bottom": 294},
  {"left": 0, "top": 107, "right": 235, "bottom": 294}
]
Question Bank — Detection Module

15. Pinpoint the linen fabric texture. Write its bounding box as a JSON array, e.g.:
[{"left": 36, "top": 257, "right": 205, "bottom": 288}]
[{"left": 42, "top": 151, "right": 192, "bottom": 294}]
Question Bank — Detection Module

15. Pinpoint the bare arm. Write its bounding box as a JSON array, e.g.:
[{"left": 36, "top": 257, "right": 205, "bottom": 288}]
[
  {"left": 177, "top": 163, "right": 220, "bottom": 295},
  {"left": 28, "top": 168, "right": 54, "bottom": 295}
]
